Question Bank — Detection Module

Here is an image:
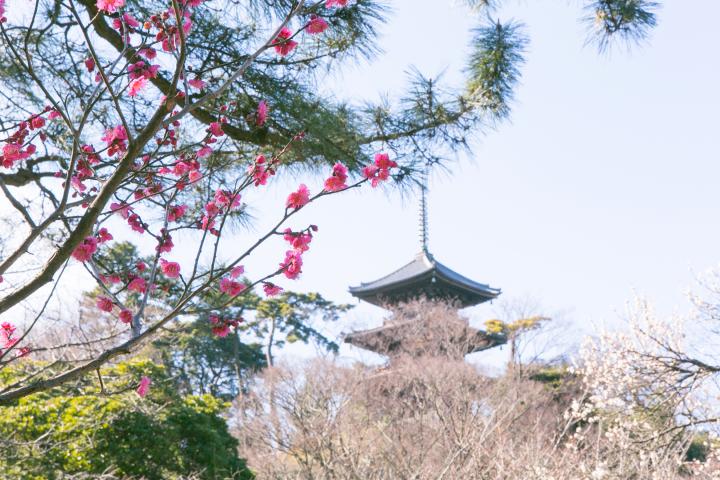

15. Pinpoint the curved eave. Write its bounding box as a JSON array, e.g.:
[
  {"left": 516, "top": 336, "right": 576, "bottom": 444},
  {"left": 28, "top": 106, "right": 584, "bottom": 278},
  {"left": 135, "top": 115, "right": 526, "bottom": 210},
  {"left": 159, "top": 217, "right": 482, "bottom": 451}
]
[
  {"left": 344, "top": 323, "right": 507, "bottom": 356},
  {"left": 349, "top": 253, "right": 500, "bottom": 308}
]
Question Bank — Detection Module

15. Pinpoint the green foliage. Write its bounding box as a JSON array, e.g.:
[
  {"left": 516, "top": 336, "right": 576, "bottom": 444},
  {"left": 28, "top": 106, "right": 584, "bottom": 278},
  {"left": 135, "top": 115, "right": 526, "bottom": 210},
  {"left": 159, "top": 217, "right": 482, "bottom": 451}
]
[
  {"left": 0, "top": 360, "right": 253, "bottom": 480},
  {"left": 466, "top": 20, "right": 527, "bottom": 121},
  {"left": 585, "top": 0, "right": 659, "bottom": 50}
]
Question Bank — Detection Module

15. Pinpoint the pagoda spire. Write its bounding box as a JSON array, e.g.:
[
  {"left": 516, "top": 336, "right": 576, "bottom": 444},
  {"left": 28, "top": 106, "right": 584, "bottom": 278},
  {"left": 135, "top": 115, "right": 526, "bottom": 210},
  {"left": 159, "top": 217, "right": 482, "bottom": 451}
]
[{"left": 419, "top": 163, "right": 430, "bottom": 254}]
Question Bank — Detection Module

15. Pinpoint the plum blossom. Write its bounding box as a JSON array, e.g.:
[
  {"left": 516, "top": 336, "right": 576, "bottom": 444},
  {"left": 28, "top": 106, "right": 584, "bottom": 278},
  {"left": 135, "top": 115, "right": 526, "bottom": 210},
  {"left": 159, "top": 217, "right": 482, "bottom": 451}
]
[
  {"left": 230, "top": 265, "right": 245, "bottom": 279},
  {"left": 97, "top": 228, "right": 113, "bottom": 243},
  {"left": 197, "top": 146, "right": 212, "bottom": 158},
  {"left": 127, "top": 213, "right": 145, "bottom": 233},
  {"left": 101, "top": 125, "right": 128, "bottom": 157},
  {"left": 96, "top": 0, "right": 125, "bottom": 14},
  {"left": 209, "top": 122, "right": 225, "bottom": 137},
  {"left": 256, "top": 100, "right": 268, "bottom": 126},
  {"left": 283, "top": 228, "right": 312, "bottom": 252},
  {"left": 110, "top": 202, "right": 132, "bottom": 219},
  {"left": 323, "top": 162, "right": 348, "bottom": 192},
  {"left": 72, "top": 236, "right": 99, "bottom": 262},
  {"left": 362, "top": 152, "right": 398, "bottom": 187},
  {"left": 119, "top": 309, "right": 133, "bottom": 324},
  {"left": 128, "top": 61, "right": 159, "bottom": 80},
  {"left": 306, "top": 15, "right": 329, "bottom": 35},
  {"left": 188, "top": 170, "right": 202, "bottom": 183},
  {"left": 127, "top": 276, "right": 147, "bottom": 293},
  {"left": 286, "top": 184, "right": 310, "bottom": 210},
  {"left": 188, "top": 78, "right": 205, "bottom": 89},
  {"left": 249, "top": 154, "right": 275, "bottom": 186},
  {"left": 136, "top": 376, "right": 151, "bottom": 397},
  {"left": 167, "top": 204, "right": 187, "bottom": 222},
  {"left": 280, "top": 250, "right": 303, "bottom": 279},
  {"left": 128, "top": 77, "right": 147, "bottom": 97},
  {"left": 1, "top": 322, "right": 19, "bottom": 350},
  {"left": 209, "top": 315, "right": 241, "bottom": 337},
  {"left": 219, "top": 277, "right": 245, "bottom": 297},
  {"left": 2, "top": 143, "right": 30, "bottom": 168},
  {"left": 160, "top": 259, "right": 181, "bottom": 278},
  {"left": 96, "top": 296, "right": 114, "bottom": 312},
  {"left": 325, "top": 0, "right": 348, "bottom": 7},
  {"left": 273, "top": 28, "right": 298, "bottom": 56},
  {"left": 263, "top": 282, "right": 283, "bottom": 297},
  {"left": 156, "top": 230, "right": 174, "bottom": 253}
]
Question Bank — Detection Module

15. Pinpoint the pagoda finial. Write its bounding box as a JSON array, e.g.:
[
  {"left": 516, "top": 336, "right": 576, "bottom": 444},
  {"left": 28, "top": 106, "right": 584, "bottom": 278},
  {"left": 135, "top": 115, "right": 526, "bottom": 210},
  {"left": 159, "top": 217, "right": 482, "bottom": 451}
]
[{"left": 419, "top": 163, "right": 430, "bottom": 253}]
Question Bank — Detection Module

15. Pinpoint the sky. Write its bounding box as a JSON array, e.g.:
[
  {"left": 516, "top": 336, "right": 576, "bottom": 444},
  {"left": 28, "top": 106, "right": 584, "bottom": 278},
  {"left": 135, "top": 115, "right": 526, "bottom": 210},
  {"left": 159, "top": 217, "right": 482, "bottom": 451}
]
[
  {"left": 4, "top": 0, "right": 720, "bottom": 369},
  {"left": 270, "top": 0, "right": 720, "bottom": 365}
]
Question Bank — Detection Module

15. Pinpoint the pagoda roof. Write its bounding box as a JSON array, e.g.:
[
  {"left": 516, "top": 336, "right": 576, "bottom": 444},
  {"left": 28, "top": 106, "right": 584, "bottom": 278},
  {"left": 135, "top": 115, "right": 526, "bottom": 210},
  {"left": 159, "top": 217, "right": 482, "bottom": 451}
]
[
  {"left": 349, "top": 250, "right": 500, "bottom": 308},
  {"left": 344, "top": 317, "right": 506, "bottom": 358}
]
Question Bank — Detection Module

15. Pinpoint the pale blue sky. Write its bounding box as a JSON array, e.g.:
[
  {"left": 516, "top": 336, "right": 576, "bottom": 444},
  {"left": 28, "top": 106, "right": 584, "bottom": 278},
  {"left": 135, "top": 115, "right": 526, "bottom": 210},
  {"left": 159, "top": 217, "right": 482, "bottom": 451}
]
[{"left": 261, "top": 0, "right": 720, "bottom": 364}]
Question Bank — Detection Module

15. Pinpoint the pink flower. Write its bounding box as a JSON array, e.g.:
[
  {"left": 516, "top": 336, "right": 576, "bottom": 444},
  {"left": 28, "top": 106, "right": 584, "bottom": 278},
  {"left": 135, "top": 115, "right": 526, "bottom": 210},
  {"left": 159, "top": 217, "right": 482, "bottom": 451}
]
[
  {"left": 286, "top": 184, "right": 310, "bottom": 210},
  {"left": 127, "top": 213, "right": 145, "bottom": 233},
  {"left": 273, "top": 28, "right": 298, "bottom": 56},
  {"left": 139, "top": 48, "right": 157, "bottom": 59},
  {"left": 128, "top": 77, "right": 147, "bottom": 97},
  {"left": 30, "top": 116, "right": 46, "bottom": 130},
  {"left": 212, "top": 324, "right": 231, "bottom": 338},
  {"left": 323, "top": 162, "right": 348, "bottom": 192},
  {"left": 160, "top": 259, "right": 181, "bottom": 278},
  {"left": 188, "top": 170, "right": 202, "bottom": 183},
  {"left": 197, "top": 146, "right": 212, "bottom": 158},
  {"left": 127, "top": 277, "right": 147, "bottom": 293},
  {"left": 156, "top": 230, "right": 174, "bottom": 253},
  {"left": 283, "top": 228, "right": 313, "bottom": 252},
  {"left": 188, "top": 78, "right": 205, "bottom": 89},
  {"left": 96, "top": 0, "right": 125, "bottom": 13},
  {"left": 230, "top": 265, "right": 245, "bottom": 279},
  {"left": 362, "top": 152, "right": 398, "bottom": 187},
  {"left": 72, "top": 236, "right": 98, "bottom": 262},
  {"left": 325, "top": 0, "right": 348, "bottom": 7},
  {"left": 84, "top": 57, "right": 96, "bottom": 72},
  {"left": 250, "top": 154, "right": 274, "bottom": 186},
  {"left": 122, "top": 12, "right": 140, "bottom": 27},
  {"left": 306, "top": 15, "right": 329, "bottom": 34},
  {"left": 1, "top": 322, "right": 18, "bottom": 350},
  {"left": 219, "top": 277, "right": 245, "bottom": 297},
  {"left": 101, "top": 125, "right": 128, "bottom": 156},
  {"left": 256, "top": 100, "right": 268, "bottom": 126},
  {"left": 97, "top": 227, "right": 113, "bottom": 243},
  {"left": 119, "top": 309, "right": 133, "bottom": 324},
  {"left": 96, "top": 296, "right": 114, "bottom": 312},
  {"left": 263, "top": 282, "right": 283, "bottom": 297},
  {"left": 110, "top": 202, "right": 133, "bottom": 219},
  {"left": 167, "top": 204, "right": 187, "bottom": 222},
  {"left": 280, "top": 250, "right": 303, "bottom": 280},
  {"left": 209, "top": 122, "right": 225, "bottom": 137},
  {"left": 2, "top": 143, "right": 30, "bottom": 168},
  {"left": 136, "top": 376, "right": 151, "bottom": 397}
]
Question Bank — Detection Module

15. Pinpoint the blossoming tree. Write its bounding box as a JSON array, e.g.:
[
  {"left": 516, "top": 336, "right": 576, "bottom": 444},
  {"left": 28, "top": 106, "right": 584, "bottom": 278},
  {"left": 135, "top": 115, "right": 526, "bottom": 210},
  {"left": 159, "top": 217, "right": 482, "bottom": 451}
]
[{"left": 0, "top": 0, "right": 661, "bottom": 404}]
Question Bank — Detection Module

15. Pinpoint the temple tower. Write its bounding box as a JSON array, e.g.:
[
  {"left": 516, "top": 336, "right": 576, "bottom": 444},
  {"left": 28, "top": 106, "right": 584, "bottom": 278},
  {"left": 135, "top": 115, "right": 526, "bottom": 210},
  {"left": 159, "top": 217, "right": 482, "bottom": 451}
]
[{"left": 344, "top": 166, "right": 506, "bottom": 360}]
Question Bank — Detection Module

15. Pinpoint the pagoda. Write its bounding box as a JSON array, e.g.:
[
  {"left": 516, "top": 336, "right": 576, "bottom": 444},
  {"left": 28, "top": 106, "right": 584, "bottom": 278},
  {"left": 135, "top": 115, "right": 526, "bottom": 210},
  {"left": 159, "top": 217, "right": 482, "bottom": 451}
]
[{"left": 344, "top": 169, "right": 506, "bottom": 360}]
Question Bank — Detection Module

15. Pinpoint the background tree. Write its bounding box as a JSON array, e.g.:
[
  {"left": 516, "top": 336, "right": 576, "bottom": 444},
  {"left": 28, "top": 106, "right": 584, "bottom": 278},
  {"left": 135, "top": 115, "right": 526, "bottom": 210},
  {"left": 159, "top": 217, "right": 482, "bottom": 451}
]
[{"left": 0, "top": 359, "right": 252, "bottom": 479}]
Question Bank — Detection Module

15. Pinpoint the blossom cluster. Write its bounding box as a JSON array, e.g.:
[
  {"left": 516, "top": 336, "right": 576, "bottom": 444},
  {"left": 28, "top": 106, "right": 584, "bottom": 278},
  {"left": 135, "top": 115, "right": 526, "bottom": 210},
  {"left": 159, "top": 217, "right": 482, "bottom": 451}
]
[
  {"left": 209, "top": 314, "right": 242, "bottom": 338},
  {"left": 0, "top": 322, "right": 29, "bottom": 358}
]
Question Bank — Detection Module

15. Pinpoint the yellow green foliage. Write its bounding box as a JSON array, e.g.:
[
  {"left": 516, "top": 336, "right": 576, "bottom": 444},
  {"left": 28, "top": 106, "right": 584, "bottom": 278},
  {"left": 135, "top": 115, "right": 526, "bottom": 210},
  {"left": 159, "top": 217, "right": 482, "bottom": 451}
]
[{"left": 0, "top": 359, "right": 252, "bottom": 480}]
